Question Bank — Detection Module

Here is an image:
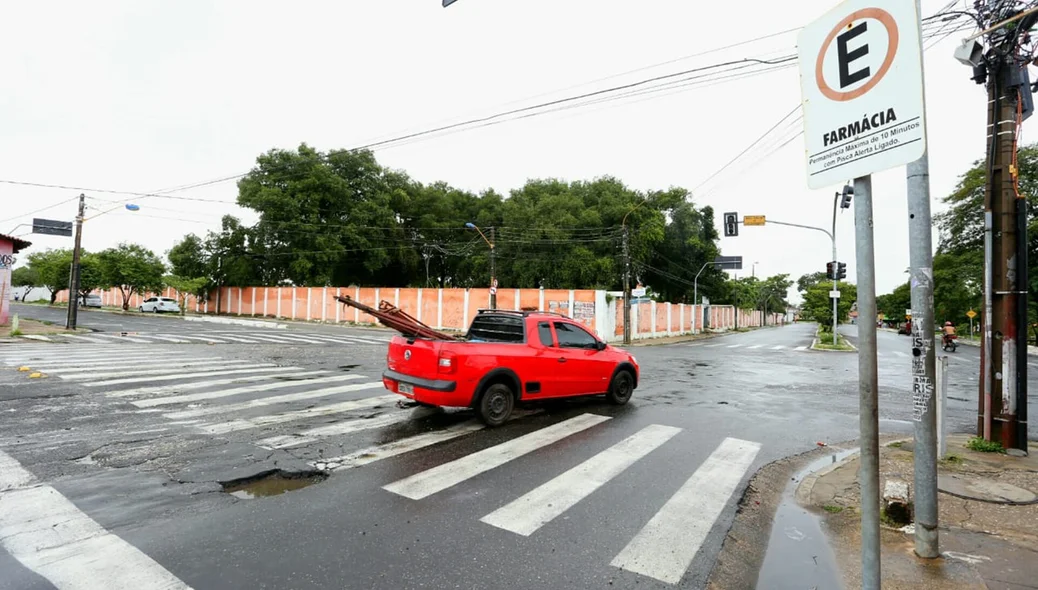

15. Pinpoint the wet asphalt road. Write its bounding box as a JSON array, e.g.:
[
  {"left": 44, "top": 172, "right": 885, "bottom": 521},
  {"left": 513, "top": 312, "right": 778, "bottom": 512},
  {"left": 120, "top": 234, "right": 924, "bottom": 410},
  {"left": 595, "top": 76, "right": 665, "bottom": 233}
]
[{"left": 0, "top": 312, "right": 1033, "bottom": 590}]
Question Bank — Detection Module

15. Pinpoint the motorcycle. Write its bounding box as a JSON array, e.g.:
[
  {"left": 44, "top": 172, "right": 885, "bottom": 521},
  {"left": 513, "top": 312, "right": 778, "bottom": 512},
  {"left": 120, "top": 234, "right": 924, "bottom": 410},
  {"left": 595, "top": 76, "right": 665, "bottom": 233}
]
[{"left": 942, "top": 333, "right": 958, "bottom": 352}]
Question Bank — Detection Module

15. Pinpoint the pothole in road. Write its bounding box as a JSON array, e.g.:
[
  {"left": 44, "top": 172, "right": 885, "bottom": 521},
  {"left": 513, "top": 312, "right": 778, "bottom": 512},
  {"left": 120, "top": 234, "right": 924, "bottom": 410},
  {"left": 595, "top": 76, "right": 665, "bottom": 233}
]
[{"left": 220, "top": 470, "right": 328, "bottom": 500}]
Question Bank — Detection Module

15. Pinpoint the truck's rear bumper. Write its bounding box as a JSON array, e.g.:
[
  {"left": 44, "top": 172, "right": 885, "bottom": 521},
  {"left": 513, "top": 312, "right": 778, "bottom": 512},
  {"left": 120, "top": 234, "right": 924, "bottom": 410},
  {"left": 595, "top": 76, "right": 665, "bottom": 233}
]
[{"left": 382, "top": 370, "right": 470, "bottom": 407}]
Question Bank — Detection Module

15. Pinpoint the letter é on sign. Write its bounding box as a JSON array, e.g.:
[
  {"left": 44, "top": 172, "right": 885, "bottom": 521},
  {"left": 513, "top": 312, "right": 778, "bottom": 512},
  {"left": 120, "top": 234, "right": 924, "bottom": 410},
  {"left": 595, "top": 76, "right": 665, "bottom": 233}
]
[{"left": 837, "top": 22, "right": 870, "bottom": 89}]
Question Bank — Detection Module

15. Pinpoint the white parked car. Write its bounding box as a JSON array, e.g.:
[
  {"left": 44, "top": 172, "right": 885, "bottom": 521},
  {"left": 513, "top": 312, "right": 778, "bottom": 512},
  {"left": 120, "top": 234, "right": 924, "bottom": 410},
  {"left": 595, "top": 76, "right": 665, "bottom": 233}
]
[
  {"left": 82, "top": 294, "right": 102, "bottom": 308},
  {"left": 139, "top": 297, "right": 181, "bottom": 313}
]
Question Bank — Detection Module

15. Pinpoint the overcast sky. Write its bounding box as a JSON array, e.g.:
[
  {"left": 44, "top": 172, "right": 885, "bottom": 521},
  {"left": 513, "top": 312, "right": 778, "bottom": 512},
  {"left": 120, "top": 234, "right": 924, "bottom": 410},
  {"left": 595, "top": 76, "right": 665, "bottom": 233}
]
[{"left": 0, "top": 0, "right": 987, "bottom": 303}]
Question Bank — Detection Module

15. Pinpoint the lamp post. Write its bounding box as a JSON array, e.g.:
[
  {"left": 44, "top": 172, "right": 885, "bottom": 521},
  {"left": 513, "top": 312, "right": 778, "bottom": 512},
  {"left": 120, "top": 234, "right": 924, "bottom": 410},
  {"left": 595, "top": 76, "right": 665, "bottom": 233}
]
[{"left": 466, "top": 222, "right": 496, "bottom": 310}]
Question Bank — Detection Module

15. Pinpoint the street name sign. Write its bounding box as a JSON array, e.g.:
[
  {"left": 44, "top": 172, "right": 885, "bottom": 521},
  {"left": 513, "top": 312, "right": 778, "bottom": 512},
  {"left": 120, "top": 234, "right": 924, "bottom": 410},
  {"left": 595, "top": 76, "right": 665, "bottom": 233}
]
[
  {"left": 830, "top": 290, "right": 842, "bottom": 299},
  {"left": 714, "top": 256, "right": 743, "bottom": 271},
  {"left": 743, "top": 215, "right": 766, "bottom": 226},
  {"left": 32, "top": 218, "right": 73, "bottom": 237},
  {"left": 798, "top": 0, "right": 926, "bottom": 189},
  {"left": 631, "top": 287, "right": 647, "bottom": 298}
]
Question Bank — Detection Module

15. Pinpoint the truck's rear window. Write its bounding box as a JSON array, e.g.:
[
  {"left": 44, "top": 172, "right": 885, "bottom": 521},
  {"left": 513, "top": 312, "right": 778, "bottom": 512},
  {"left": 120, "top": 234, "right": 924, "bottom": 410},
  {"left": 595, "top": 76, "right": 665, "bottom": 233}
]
[{"left": 467, "top": 314, "right": 525, "bottom": 343}]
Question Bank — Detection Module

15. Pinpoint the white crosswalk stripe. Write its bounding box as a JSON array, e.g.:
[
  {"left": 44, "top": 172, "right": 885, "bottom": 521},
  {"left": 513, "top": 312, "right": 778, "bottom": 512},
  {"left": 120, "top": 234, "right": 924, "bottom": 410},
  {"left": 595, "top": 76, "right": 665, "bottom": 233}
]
[
  {"left": 107, "top": 371, "right": 331, "bottom": 398},
  {"left": 132, "top": 374, "right": 363, "bottom": 407},
  {"left": 384, "top": 413, "right": 612, "bottom": 500},
  {"left": 195, "top": 394, "right": 399, "bottom": 435},
  {"left": 480, "top": 424, "right": 681, "bottom": 536},
  {"left": 84, "top": 366, "right": 297, "bottom": 387},
  {"left": 52, "top": 363, "right": 275, "bottom": 381},
  {"left": 162, "top": 381, "right": 383, "bottom": 419},
  {"left": 314, "top": 421, "right": 486, "bottom": 471},
  {"left": 610, "top": 437, "right": 761, "bottom": 584},
  {"left": 258, "top": 411, "right": 413, "bottom": 449}
]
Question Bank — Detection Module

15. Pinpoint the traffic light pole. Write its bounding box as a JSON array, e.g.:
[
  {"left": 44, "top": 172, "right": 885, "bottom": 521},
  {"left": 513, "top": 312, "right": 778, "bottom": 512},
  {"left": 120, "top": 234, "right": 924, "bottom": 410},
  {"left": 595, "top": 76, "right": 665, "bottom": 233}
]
[{"left": 831, "top": 193, "right": 840, "bottom": 346}]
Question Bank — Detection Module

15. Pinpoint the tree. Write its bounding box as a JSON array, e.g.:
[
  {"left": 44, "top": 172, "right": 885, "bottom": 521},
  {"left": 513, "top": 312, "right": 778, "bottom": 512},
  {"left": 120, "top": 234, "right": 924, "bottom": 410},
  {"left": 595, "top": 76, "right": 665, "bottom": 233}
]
[
  {"left": 801, "top": 281, "right": 857, "bottom": 330},
  {"left": 167, "top": 234, "right": 207, "bottom": 278},
  {"left": 76, "top": 253, "right": 104, "bottom": 304},
  {"left": 797, "top": 271, "right": 829, "bottom": 294},
  {"left": 935, "top": 143, "right": 1038, "bottom": 333},
  {"left": 11, "top": 266, "right": 38, "bottom": 300},
  {"left": 876, "top": 281, "right": 912, "bottom": 324},
  {"left": 25, "top": 248, "right": 72, "bottom": 304},
  {"left": 163, "top": 275, "right": 208, "bottom": 315},
  {"left": 97, "top": 243, "right": 166, "bottom": 310}
]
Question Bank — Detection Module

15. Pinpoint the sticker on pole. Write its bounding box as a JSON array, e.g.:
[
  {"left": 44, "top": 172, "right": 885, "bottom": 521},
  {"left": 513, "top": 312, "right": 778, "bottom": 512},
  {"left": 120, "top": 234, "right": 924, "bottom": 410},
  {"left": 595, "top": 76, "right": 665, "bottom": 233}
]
[{"left": 798, "top": 0, "right": 926, "bottom": 189}]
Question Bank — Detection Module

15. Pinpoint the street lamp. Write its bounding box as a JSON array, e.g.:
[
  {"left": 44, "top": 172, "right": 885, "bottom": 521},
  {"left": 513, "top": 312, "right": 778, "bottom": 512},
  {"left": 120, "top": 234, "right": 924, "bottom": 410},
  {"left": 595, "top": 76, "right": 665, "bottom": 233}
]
[{"left": 465, "top": 222, "right": 496, "bottom": 310}]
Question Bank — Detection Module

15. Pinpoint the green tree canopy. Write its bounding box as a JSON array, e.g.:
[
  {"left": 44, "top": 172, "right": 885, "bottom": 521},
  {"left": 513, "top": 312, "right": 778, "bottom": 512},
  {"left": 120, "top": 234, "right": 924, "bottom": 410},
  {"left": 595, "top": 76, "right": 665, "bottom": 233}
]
[
  {"left": 25, "top": 248, "right": 72, "bottom": 304},
  {"left": 11, "top": 266, "right": 39, "bottom": 299},
  {"left": 801, "top": 281, "right": 856, "bottom": 330},
  {"left": 98, "top": 243, "right": 166, "bottom": 310}
]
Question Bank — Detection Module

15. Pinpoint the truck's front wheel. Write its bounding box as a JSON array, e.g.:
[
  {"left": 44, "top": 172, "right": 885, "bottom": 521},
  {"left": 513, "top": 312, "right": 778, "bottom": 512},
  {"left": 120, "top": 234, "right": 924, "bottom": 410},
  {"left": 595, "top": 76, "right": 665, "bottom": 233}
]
[{"left": 477, "top": 383, "right": 515, "bottom": 427}]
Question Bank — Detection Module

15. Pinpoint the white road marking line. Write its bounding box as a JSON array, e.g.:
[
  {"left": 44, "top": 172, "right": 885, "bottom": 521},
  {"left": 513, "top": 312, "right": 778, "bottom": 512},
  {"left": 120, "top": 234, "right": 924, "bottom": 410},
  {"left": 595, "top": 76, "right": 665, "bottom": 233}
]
[
  {"left": 795, "top": 346, "right": 808, "bottom": 351},
  {"left": 726, "top": 344, "right": 742, "bottom": 349},
  {"left": 383, "top": 413, "right": 612, "bottom": 500},
  {"left": 16, "top": 357, "right": 215, "bottom": 370},
  {"left": 206, "top": 334, "right": 261, "bottom": 344},
  {"left": 53, "top": 363, "right": 272, "bottom": 381},
  {"left": 481, "top": 424, "right": 681, "bottom": 536},
  {"left": 2, "top": 350, "right": 174, "bottom": 363},
  {"left": 167, "top": 335, "right": 230, "bottom": 343},
  {"left": 84, "top": 366, "right": 296, "bottom": 387},
  {"left": 195, "top": 394, "right": 399, "bottom": 435},
  {"left": 610, "top": 437, "right": 761, "bottom": 585},
  {"left": 162, "top": 381, "right": 382, "bottom": 419},
  {"left": 258, "top": 411, "right": 412, "bottom": 449},
  {"left": 316, "top": 421, "right": 486, "bottom": 471},
  {"left": 87, "top": 333, "right": 154, "bottom": 344},
  {"left": 771, "top": 345, "right": 786, "bottom": 350},
  {"left": 60, "top": 334, "right": 112, "bottom": 343},
  {"left": 136, "top": 374, "right": 364, "bottom": 408},
  {"left": 893, "top": 351, "right": 909, "bottom": 358},
  {"left": 106, "top": 371, "right": 330, "bottom": 398},
  {"left": 20, "top": 335, "right": 51, "bottom": 341},
  {"left": 0, "top": 450, "right": 192, "bottom": 589},
  {"left": 267, "top": 334, "right": 335, "bottom": 344},
  {"left": 144, "top": 334, "right": 194, "bottom": 343},
  {"left": 704, "top": 344, "right": 725, "bottom": 348},
  {"left": 746, "top": 345, "right": 762, "bottom": 349},
  {"left": 241, "top": 333, "right": 302, "bottom": 343},
  {"left": 43, "top": 359, "right": 241, "bottom": 374}
]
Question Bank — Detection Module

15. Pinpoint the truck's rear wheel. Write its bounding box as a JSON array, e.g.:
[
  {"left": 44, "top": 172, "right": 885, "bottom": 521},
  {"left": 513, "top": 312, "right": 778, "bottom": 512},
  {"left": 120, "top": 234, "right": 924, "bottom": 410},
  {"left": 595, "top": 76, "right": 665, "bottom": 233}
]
[
  {"left": 477, "top": 383, "right": 514, "bottom": 427},
  {"left": 606, "top": 370, "right": 634, "bottom": 405}
]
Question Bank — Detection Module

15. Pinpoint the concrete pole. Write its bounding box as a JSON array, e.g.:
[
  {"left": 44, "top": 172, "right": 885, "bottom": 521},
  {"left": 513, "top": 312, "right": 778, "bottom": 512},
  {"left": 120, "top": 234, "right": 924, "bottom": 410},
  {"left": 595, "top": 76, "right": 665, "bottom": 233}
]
[
  {"left": 853, "top": 175, "right": 881, "bottom": 589},
  {"left": 907, "top": 152, "right": 939, "bottom": 559},
  {"left": 623, "top": 226, "right": 631, "bottom": 344},
  {"left": 65, "top": 194, "right": 86, "bottom": 330}
]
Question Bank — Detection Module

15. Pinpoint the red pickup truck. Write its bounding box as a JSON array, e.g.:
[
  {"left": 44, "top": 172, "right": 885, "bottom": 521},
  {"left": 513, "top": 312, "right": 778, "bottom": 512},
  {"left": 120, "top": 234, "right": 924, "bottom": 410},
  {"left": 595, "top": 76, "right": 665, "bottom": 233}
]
[{"left": 382, "top": 310, "right": 639, "bottom": 426}]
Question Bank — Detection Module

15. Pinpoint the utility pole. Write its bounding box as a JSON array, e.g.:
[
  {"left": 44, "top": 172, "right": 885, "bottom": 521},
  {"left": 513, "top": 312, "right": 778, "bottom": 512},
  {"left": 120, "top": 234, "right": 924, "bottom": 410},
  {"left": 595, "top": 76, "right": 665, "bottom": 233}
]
[
  {"left": 489, "top": 226, "right": 497, "bottom": 310},
  {"left": 831, "top": 193, "right": 840, "bottom": 346},
  {"left": 622, "top": 226, "right": 631, "bottom": 344},
  {"left": 966, "top": 2, "right": 1032, "bottom": 453},
  {"left": 65, "top": 194, "right": 86, "bottom": 330}
]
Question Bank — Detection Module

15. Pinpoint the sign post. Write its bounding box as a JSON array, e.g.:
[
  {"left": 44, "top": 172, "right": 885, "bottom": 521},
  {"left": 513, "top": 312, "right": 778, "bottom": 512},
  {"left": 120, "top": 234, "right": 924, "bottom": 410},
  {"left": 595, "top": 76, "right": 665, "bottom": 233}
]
[
  {"left": 799, "top": 0, "right": 929, "bottom": 582},
  {"left": 967, "top": 309, "right": 977, "bottom": 340}
]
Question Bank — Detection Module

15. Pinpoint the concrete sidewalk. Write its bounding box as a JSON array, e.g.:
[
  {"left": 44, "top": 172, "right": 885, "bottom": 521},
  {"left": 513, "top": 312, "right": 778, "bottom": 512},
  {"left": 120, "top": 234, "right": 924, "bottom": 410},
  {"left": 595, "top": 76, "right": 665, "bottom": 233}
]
[{"left": 800, "top": 434, "right": 1038, "bottom": 589}]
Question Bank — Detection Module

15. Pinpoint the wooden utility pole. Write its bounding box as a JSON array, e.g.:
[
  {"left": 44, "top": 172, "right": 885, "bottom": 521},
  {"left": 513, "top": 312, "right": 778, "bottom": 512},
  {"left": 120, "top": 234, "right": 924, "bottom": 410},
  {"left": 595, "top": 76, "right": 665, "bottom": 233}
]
[{"left": 978, "top": 48, "right": 1027, "bottom": 452}]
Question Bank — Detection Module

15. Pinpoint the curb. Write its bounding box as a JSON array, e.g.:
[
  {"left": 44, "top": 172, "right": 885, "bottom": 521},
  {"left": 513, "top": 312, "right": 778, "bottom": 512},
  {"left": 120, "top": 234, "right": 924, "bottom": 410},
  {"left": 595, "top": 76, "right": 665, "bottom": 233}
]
[
  {"left": 182, "top": 316, "right": 287, "bottom": 330},
  {"left": 794, "top": 448, "right": 862, "bottom": 506},
  {"left": 809, "top": 334, "right": 858, "bottom": 352}
]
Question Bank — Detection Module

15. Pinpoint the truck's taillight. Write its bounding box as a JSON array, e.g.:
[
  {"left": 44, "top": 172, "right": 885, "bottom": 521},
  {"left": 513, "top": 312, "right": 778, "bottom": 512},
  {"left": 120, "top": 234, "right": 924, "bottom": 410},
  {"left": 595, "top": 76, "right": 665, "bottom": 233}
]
[{"left": 438, "top": 352, "right": 456, "bottom": 374}]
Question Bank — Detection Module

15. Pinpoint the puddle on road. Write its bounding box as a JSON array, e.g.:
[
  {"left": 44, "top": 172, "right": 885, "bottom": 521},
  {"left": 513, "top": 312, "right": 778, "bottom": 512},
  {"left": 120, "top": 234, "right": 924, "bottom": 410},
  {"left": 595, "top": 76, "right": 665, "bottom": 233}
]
[
  {"left": 756, "top": 448, "right": 857, "bottom": 589},
  {"left": 221, "top": 471, "right": 328, "bottom": 500}
]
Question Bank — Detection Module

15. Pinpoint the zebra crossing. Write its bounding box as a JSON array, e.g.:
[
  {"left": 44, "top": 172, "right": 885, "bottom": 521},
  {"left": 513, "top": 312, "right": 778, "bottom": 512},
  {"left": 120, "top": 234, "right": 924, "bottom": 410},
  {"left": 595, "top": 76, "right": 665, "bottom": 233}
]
[
  {"left": 688, "top": 341, "right": 914, "bottom": 357},
  {"left": 1, "top": 345, "right": 764, "bottom": 585},
  {"left": 21, "top": 330, "right": 392, "bottom": 346}
]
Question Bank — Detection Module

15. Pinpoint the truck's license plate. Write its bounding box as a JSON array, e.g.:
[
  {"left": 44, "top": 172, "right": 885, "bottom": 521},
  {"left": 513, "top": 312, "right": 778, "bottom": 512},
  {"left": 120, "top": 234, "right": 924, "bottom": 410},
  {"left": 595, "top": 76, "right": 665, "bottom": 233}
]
[{"left": 398, "top": 383, "right": 414, "bottom": 395}]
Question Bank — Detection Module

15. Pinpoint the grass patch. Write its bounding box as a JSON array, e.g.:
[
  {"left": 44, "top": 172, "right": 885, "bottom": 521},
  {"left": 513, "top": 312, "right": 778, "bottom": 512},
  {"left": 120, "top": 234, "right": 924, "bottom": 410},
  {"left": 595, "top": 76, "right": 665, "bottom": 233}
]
[
  {"left": 888, "top": 441, "right": 904, "bottom": 449},
  {"left": 814, "top": 327, "right": 855, "bottom": 351},
  {"left": 40, "top": 320, "right": 53, "bottom": 326},
  {"left": 966, "top": 436, "right": 1005, "bottom": 454},
  {"left": 9, "top": 329, "right": 22, "bottom": 337},
  {"left": 941, "top": 454, "right": 964, "bottom": 464},
  {"left": 822, "top": 505, "right": 844, "bottom": 514}
]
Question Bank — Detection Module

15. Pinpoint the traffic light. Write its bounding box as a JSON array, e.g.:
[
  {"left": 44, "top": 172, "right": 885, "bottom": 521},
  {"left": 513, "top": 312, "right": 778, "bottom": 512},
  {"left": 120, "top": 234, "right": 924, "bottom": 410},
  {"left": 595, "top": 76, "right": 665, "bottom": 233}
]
[
  {"left": 837, "top": 262, "right": 847, "bottom": 280},
  {"left": 826, "top": 261, "right": 835, "bottom": 279},
  {"left": 723, "top": 212, "right": 739, "bottom": 237},
  {"left": 839, "top": 184, "right": 854, "bottom": 209}
]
